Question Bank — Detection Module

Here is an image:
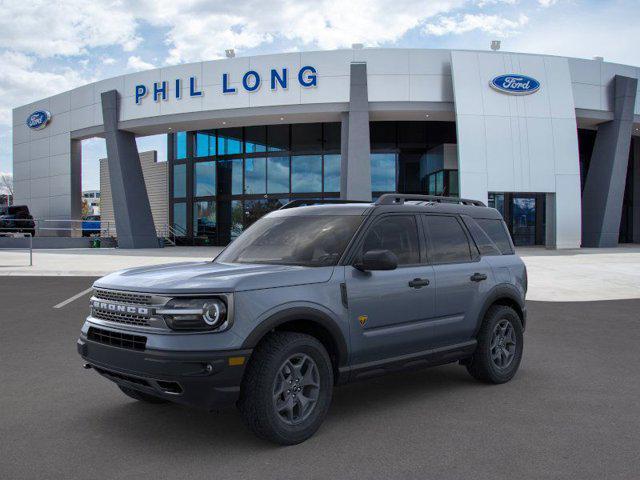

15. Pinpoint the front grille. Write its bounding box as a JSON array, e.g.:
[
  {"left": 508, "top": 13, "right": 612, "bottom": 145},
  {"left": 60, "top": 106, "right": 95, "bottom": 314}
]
[
  {"left": 93, "top": 289, "right": 152, "bottom": 305},
  {"left": 88, "top": 327, "right": 147, "bottom": 351},
  {"left": 92, "top": 309, "right": 151, "bottom": 327}
]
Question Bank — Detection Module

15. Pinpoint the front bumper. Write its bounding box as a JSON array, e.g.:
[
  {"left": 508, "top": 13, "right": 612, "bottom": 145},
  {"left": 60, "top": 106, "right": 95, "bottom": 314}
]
[{"left": 77, "top": 333, "right": 251, "bottom": 410}]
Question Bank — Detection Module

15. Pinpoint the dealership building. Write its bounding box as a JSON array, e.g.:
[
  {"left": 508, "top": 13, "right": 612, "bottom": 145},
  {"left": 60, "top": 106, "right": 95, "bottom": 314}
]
[{"left": 11, "top": 48, "right": 640, "bottom": 248}]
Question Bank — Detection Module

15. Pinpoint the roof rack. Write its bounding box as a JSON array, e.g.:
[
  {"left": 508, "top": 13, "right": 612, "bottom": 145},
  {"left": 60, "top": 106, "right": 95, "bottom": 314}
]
[
  {"left": 279, "top": 199, "right": 371, "bottom": 210},
  {"left": 374, "top": 194, "right": 486, "bottom": 207}
]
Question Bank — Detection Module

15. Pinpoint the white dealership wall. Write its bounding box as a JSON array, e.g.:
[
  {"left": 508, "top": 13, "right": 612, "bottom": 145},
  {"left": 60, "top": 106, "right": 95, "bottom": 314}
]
[{"left": 11, "top": 48, "right": 640, "bottom": 248}]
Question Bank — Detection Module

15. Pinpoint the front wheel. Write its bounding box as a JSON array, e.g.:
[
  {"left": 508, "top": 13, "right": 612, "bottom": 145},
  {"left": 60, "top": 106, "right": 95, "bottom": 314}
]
[
  {"left": 238, "top": 332, "right": 334, "bottom": 445},
  {"left": 466, "top": 305, "right": 524, "bottom": 384}
]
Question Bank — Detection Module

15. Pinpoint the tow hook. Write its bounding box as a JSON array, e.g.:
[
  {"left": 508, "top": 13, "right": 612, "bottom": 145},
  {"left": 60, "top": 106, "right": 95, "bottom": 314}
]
[{"left": 83, "top": 363, "right": 92, "bottom": 370}]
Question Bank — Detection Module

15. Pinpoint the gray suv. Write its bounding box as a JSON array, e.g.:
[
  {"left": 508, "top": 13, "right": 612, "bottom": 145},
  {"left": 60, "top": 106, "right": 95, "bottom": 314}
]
[{"left": 77, "top": 194, "right": 527, "bottom": 445}]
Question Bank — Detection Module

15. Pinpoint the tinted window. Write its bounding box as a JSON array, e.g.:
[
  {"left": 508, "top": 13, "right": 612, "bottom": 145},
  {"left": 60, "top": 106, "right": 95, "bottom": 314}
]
[
  {"left": 267, "top": 156, "right": 290, "bottom": 193},
  {"left": 195, "top": 131, "right": 215, "bottom": 157},
  {"left": 175, "top": 132, "right": 187, "bottom": 159},
  {"left": 323, "top": 154, "right": 340, "bottom": 193},
  {"left": 291, "top": 123, "right": 322, "bottom": 152},
  {"left": 244, "top": 157, "right": 266, "bottom": 194},
  {"left": 462, "top": 215, "right": 500, "bottom": 256},
  {"left": 371, "top": 153, "right": 396, "bottom": 192},
  {"left": 217, "top": 128, "right": 243, "bottom": 155},
  {"left": 476, "top": 218, "right": 514, "bottom": 254},
  {"left": 245, "top": 126, "right": 267, "bottom": 153},
  {"left": 361, "top": 215, "right": 420, "bottom": 265},
  {"left": 217, "top": 215, "right": 363, "bottom": 267},
  {"left": 173, "top": 163, "right": 186, "bottom": 198},
  {"left": 291, "top": 155, "right": 322, "bottom": 193},
  {"left": 194, "top": 161, "right": 216, "bottom": 197},
  {"left": 423, "top": 215, "right": 472, "bottom": 264}
]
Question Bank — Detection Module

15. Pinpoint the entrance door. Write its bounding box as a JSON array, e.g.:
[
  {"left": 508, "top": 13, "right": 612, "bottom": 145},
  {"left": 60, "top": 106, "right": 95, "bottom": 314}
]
[{"left": 511, "top": 195, "right": 537, "bottom": 246}]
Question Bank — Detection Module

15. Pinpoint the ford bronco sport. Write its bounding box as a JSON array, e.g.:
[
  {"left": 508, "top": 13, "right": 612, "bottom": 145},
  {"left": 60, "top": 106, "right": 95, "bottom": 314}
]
[{"left": 77, "top": 194, "right": 527, "bottom": 445}]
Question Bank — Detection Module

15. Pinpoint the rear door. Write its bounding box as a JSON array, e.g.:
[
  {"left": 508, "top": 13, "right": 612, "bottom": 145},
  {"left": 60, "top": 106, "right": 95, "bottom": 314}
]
[
  {"left": 345, "top": 214, "right": 436, "bottom": 365},
  {"left": 422, "top": 214, "right": 494, "bottom": 346}
]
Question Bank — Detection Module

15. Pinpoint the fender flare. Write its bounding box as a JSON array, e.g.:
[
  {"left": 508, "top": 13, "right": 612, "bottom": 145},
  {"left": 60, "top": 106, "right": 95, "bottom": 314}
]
[
  {"left": 475, "top": 283, "right": 526, "bottom": 334},
  {"left": 241, "top": 306, "right": 349, "bottom": 367}
]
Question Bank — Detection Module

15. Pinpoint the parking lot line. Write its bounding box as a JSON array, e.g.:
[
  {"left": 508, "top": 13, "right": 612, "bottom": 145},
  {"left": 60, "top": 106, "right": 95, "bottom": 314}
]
[{"left": 53, "top": 287, "right": 94, "bottom": 309}]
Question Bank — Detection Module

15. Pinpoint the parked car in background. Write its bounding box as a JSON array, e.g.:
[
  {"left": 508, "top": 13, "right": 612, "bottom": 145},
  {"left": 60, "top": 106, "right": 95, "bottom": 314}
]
[
  {"left": 0, "top": 205, "right": 35, "bottom": 236},
  {"left": 82, "top": 215, "right": 101, "bottom": 237}
]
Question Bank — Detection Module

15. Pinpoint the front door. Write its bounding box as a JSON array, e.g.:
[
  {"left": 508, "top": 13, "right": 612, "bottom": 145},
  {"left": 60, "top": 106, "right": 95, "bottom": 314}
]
[{"left": 345, "top": 214, "right": 437, "bottom": 365}]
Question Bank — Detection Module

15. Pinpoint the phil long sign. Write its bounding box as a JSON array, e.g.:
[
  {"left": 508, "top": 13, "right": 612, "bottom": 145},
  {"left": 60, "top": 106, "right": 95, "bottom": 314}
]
[{"left": 490, "top": 74, "right": 540, "bottom": 95}]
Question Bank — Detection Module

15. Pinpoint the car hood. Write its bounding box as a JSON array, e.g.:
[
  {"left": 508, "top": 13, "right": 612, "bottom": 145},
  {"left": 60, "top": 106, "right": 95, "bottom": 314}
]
[{"left": 93, "top": 261, "right": 335, "bottom": 294}]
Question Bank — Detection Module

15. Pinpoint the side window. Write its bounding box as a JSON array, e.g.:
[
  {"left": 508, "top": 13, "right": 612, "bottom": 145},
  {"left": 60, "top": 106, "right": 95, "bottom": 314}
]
[
  {"left": 475, "top": 218, "right": 514, "bottom": 255},
  {"left": 461, "top": 215, "right": 501, "bottom": 256},
  {"left": 423, "top": 215, "right": 472, "bottom": 264},
  {"left": 360, "top": 215, "right": 420, "bottom": 265}
]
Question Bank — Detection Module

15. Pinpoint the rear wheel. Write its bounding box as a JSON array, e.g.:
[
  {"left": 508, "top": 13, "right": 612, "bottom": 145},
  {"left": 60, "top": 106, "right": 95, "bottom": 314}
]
[
  {"left": 118, "top": 385, "right": 169, "bottom": 404},
  {"left": 238, "top": 331, "right": 333, "bottom": 445},
  {"left": 466, "top": 305, "right": 523, "bottom": 384}
]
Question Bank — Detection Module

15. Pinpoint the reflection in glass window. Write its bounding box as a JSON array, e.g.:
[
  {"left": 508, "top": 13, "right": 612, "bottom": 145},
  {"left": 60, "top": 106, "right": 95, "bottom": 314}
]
[
  {"left": 231, "top": 200, "right": 244, "bottom": 240},
  {"left": 218, "top": 128, "right": 243, "bottom": 155},
  {"left": 218, "top": 159, "right": 243, "bottom": 195},
  {"left": 194, "top": 161, "right": 216, "bottom": 197},
  {"left": 196, "top": 131, "right": 215, "bottom": 157},
  {"left": 173, "top": 163, "right": 186, "bottom": 198},
  {"left": 267, "top": 157, "right": 290, "bottom": 193},
  {"left": 245, "top": 157, "right": 266, "bottom": 194},
  {"left": 267, "top": 124, "right": 289, "bottom": 151},
  {"left": 245, "top": 126, "right": 267, "bottom": 153},
  {"left": 194, "top": 201, "right": 216, "bottom": 237},
  {"left": 371, "top": 153, "right": 396, "bottom": 192},
  {"left": 323, "top": 154, "right": 340, "bottom": 193},
  {"left": 173, "top": 202, "right": 187, "bottom": 234},
  {"left": 291, "top": 155, "right": 322, "bottom": 193},
  {"left": 175, "top": 132, "right": 187, "bottom": 159}
]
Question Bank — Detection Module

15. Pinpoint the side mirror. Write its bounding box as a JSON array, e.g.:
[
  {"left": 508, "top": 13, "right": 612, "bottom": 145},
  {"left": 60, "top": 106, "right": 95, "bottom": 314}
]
[{"left": 354, "top": 249, "right": 398, "bottom": 271}]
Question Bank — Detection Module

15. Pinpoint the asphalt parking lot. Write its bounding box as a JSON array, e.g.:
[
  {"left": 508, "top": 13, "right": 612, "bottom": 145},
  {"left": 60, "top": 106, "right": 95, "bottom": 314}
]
[{"left": 1, "top": 276, "right": 639, "bottom": 480}]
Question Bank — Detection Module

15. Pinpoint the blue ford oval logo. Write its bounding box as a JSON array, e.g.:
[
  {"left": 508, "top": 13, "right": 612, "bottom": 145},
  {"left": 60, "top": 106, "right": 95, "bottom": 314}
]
[
  {"left": 490, "top": 74, "right": 540, "bottom": 95},
  {"left": 26, "top": 110, "right": 52, "bottom": 130}
]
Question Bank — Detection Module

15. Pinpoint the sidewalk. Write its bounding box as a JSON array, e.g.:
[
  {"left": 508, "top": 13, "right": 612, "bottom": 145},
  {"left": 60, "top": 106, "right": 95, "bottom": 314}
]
[{"left": 1, "top": 245, "right": 639, "bottom": 302}]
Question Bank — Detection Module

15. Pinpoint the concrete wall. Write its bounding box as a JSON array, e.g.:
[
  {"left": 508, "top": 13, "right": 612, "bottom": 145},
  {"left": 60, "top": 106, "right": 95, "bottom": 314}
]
[
  {"left": 451, "top": 51, "right": 582, "bottom": 248},
  {"left": 99, "top": 150, "right": 168, "bottom": 237}
]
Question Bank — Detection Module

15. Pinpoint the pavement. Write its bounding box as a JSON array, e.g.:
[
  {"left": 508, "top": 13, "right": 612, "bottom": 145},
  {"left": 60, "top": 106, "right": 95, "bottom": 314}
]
[
  {"left": 1, "top": 276, "right": 639, "bottom": 479},
  {"left": 1, "top": 245, "right": 640, "bottom": 302}
]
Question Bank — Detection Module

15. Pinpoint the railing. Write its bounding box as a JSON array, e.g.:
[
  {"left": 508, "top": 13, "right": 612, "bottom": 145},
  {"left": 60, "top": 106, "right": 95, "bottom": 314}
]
[{"left": 0, "top": 218, "right": 116, "bottom": 237}]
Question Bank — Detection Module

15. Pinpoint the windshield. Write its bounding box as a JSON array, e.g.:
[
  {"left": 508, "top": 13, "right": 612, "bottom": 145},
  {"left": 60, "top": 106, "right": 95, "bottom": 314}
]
[{"left": 216, "top": 215, "right": 364, "bottom": 267}]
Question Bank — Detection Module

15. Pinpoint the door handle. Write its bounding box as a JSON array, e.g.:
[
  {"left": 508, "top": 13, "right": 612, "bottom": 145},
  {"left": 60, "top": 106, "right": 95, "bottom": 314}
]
[
  {"left": 470, "top": 272, "right": 488, "bottom": 282},
  {"left": 408, "top": 278, "right": 430, "bottom": 288}
]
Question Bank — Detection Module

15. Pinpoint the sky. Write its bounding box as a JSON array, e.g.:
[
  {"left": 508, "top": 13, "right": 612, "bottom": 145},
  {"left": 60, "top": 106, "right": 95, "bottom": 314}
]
[{"left": 0, "top": 0, "right": 639, "bottom": 192}]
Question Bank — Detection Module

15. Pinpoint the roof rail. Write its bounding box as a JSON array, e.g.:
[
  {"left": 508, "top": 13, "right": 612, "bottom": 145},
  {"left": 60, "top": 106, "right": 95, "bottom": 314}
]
[
  {"left": 279, "top": 199, "right": 371, "bottom": 210},
  {"left": 375, "top": 194, "right": 486, "bottom": 207}
]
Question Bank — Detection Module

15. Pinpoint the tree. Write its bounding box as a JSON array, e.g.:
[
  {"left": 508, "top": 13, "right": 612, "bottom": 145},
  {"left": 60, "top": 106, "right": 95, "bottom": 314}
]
[
  {"left": 0, "top": 173, "right": 13, "bottom": 207},
  {"left": 82, "top": 198, "right": 91, "bottom": 217}
]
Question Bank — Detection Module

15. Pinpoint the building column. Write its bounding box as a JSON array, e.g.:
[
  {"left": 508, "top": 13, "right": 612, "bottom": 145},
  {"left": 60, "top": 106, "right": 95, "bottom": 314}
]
[
  {"left": 340, "top": 62, "right": 371, "bottom": 201},
  {"left": 633, "top": 138, "right": 640, "bottom": 243},
  {"left": 582, "top": 75, "right": 638, "bottom": 247},
  {"left": 101, "top": 90, "right": 159, "bottom": 248}
]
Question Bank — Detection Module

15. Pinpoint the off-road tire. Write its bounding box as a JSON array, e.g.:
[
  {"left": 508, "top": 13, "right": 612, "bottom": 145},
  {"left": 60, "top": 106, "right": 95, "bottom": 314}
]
[
  {"left": 238, "top": 331, "right": 334, "bottom": 445},
  {"left": 466, "top": 305, "right": 524, "bottom": 384},
  {"left": 118, "top": 385, "right": 169, "bottom": 404}
]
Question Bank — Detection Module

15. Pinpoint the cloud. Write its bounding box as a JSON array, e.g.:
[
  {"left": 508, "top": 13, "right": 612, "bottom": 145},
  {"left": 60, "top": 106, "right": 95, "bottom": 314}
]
[
  {"left": 126, "top": 55, "right": 156, "bottom": 72},
  {"left": 424, "top": 13, "right": 529, "bottom": 36},
  {"left": 538, "top": 0, "right": 558, "bottom": 6},
  {"left": 0, "top": 0, "right": 140, "bottom": 58},
  {"left": 0, "top": 51, "right": 86, "bottom": 124},
  {"left": 134, "top": 0, "right": 467, "bottom": 64}
]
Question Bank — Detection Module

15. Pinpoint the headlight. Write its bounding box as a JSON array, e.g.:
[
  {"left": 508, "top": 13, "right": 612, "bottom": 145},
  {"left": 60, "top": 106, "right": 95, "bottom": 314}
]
[{"left": 158, "top": 298, "right": 228, "bottom": 331}]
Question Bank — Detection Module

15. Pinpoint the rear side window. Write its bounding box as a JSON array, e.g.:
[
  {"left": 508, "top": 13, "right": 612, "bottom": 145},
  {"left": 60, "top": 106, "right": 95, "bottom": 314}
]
[
  {"left": 475, "top": 218, "right": 514, "bottom": 255},
  {"left": 461, "top": 216, "right": 501, "bottom": 256},
  {"left": 423, "top": 215, "right": 472, "bottom": 264},
  {"left": 361, "top": 215, "right": 420, "bottom": 265}
]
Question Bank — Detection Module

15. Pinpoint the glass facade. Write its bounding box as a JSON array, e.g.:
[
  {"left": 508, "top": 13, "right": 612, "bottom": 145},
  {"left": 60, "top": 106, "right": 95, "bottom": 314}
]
[
  {"left": 170, "top": 120, "right": 460, "bottom": 245},
  {"left": 169, "top": 123, "right": 341, "bottom": 245}
]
